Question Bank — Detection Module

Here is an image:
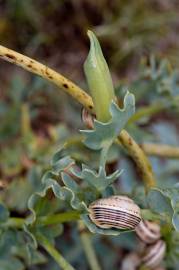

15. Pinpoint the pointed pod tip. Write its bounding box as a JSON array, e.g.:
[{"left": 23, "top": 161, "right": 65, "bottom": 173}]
[
  {"left": 86, "top": 30, "right": 100, "bottom": 52},
  {"left": 87, "top": 30, "right": 95, "bottom": 39},
  {"left": 87, "top": 29, "right": 92, "bottom": 36}
]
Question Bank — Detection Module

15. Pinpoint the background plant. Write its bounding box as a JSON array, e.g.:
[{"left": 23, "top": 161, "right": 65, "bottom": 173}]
[{"left": 0, "top": 1, "right": 179, "bottom": 270}]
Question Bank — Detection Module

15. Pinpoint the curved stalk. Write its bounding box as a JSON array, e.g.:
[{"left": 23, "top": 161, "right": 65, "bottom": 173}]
[
  {"left": 37, "top": 234, "right": 75, "bottom": 270},
  {"left": 99, "top": 145, "right": 110, "bottom": 169},
  {"left": 0, "top": 44, "right": 156, "bottom": 189},
  {"left": 128, "top": 103, "right": 165, "bottom": 123},
  {"left": 0, "top": 217, "right": 25, "bottom": 228},
  {"left": 37, "top": 211, "right": 80, "bottom": 225},
  {"left": 118, "top": 130, "right": 155, "bottom": 189},
  {"left": 78, "top": 221, "right": 101, "bottom": 270},
  {"left": 0, "top": 45, "right": 94, "bottom": 112},
  {"left": 0, "top": 211, "right": 80, "bottom": 229},
  {"left": 129, "top": 96, "right": 179, "bottom": 124},
  {"left": 141, "top": 143, "right": 179, "bottom": 159}
]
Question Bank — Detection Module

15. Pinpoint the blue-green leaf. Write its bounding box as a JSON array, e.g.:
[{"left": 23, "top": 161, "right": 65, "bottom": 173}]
[
  {"left": 0, "top": 204, "right": 9, "bottom": 223},
  {"left": 27, "top": 170, "right": 88, "bottom": 226},
  {"left": 173, "top": 212, "right": 179, "bottom": 231},
  {"left": 148, "top": 184, "right": 179, "bottom": 231},
  {"left": 51, "top": 149, "right": 75, "bottom": 174},
  {"left": 81, "top": 91, "right": 135, "bottom": 150},
  {"left": 147, "top": 189, "right": 173, "bottom": 217},
  {"left": 61, "top": 172, "right": 79, "bottom": 192},
  {"left": 79, "top": 165, "right": 122, "bottom": 192},
  {"left": 0, "top": 258, "right": 24, "bottom": 270}
]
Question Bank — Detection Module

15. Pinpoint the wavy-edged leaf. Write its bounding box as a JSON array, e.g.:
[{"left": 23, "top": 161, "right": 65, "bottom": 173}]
[
  {"left": 148, "top": 184, "right": 179, "bottom": 231},
  {"left": 147, "top": 189, "right": 173, "bottom": 216},
  {"left": 51, "top": 149, "right": 75, "bottom": 174},
  {"left": 80, "top": 165, "right": 122, "bottom": 192},
  {"left": 27, "top": 171, "right": 88, "bottom": 226},
  {"left": 81, "top": 92, "right": 135, "bottom": 150},
  {"left": 61, "top": 172, "right": 79, "bottom": 192}
]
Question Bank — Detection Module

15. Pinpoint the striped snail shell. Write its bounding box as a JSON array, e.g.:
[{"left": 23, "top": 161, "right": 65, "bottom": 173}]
[
  {"left": 135, "top": 220, "right": 161, "bottom": 244},
  {"left": 88, "top": 195, "right": 141, "bottom": 230},
  {"left": 81, "top": 108, "right": 94, "bottom": 129},
  {"left": 141, "top": 240, "right": 166, "bottom": 269}
]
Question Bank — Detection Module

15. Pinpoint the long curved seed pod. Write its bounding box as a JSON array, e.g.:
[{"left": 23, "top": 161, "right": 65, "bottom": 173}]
[
  {"left": 89, "top": 196, "right": 141, "bottom": 230},
  {"left": 0, "top": 45, "right": 94, "bottom": 111}
]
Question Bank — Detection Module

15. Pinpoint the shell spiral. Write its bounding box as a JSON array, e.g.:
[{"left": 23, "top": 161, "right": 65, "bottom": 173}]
[
  {"left": 81, "top": 108, "right": 94, "bottom": 129},
  {"left": 88, "top": 195, "right": 141, "bottom": 230},
  {"left": 135, "top": 220, "right": 161, "bottom": 244},
  {"left": 141, "top": 240, "right": 166, "bottom": 269}
]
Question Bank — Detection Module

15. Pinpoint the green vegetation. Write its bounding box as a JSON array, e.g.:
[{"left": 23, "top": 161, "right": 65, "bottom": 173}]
[{"left": 0, "top": 1, "right": 179, "bottom": 270}]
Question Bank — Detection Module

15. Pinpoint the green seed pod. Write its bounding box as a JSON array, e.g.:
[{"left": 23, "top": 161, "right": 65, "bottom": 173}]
[{"left": 84, "top": 30, "right": 115, "bottom": 122}]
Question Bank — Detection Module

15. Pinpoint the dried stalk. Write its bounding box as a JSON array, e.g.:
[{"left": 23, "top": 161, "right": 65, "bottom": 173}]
[
  {"left": 0, "top": 44, "right": 156, "bottom": 189},
  {"left": 118, "top": 131, "right": 155, "bottom": 189},
  {"left": 0, "top": 45, "right": 94, "bottom": 111},
  {"left": 142, "top": 143, "right": 179, "bottom": 159}
]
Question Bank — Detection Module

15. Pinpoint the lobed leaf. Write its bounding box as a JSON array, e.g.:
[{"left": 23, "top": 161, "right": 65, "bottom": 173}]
[
  {"left": 147, "top": 184, "right": 179, "bottom": 231},
  {"left": 81, "top": 91, "right": 135, "bottom": 150},
  {"left": 51, "top": 149, "right": 75, "bottom": 174},
  {"left": 75, "top": 165, "right": 122, "bottom": 192},
  {"left": 0, "top": 204, "right": 9, "bottom": 223},
  {"left": 27, "top": 170, "right": 88, "bottom": 227}
]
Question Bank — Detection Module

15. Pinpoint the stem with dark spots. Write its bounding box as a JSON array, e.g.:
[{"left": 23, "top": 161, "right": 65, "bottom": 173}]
[
  {"left": 0, "top": 44, "right": 156, "bottom": 190},
  {"left": 118, "top": 130, "right": 155, "bottom": 190}
]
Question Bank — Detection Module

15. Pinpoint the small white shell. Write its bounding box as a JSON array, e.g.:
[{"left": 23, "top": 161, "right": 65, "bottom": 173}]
[
  {"left": 141, "top": 240, "right": 166, "bottom": 269},
  {"left": 89, "top": 195, "right": 141, "bottom": 230},
  {"left": 121, "top": 252, "right": 141, "bottom": 270},
  {"left": 135, "top": 220, "right": 161, "bottom": 244},
  {"left": 81, "top": 108, "right": 94, "bottom": 129}
]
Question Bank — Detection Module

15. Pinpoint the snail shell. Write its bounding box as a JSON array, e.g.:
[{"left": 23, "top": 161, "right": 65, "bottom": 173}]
[
  {"left": 141, "top": 240, "right": 166, "bottom": 269},
  {"left": 121, "top": 252, "right": 141, "bottom": 270},
  {"left": 135, "top": 220, "right": 161, "bottom": 244},
  {"left": 81, "top": 108, "right": 94, "bottom": 129},
  {"left": 88, "top": 195, "right": 141, "bottom": 230}
]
